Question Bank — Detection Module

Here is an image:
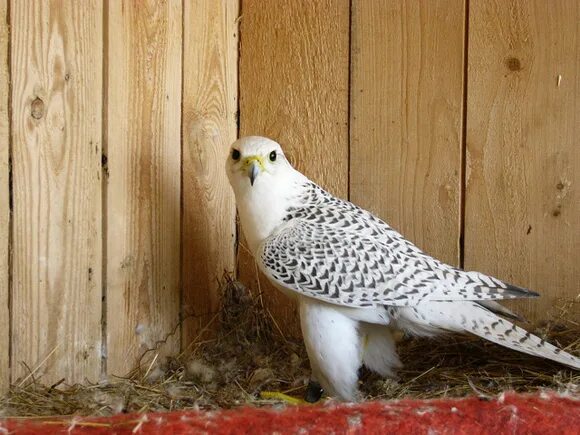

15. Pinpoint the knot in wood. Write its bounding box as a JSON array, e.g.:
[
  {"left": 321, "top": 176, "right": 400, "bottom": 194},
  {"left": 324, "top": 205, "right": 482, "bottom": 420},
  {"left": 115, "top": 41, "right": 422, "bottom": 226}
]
[
  {"left": 505, "top": 57, "right": 522, "bottom": 72},
  {"left": 31, "top": 97, "right": 45, "bottom": 119}
]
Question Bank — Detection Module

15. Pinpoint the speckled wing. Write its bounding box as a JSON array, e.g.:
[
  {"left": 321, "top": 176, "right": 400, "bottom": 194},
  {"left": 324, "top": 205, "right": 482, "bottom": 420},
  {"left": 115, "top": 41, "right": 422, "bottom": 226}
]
[{"left": 258, "top": 184, "right": 538, "bottom": 308}]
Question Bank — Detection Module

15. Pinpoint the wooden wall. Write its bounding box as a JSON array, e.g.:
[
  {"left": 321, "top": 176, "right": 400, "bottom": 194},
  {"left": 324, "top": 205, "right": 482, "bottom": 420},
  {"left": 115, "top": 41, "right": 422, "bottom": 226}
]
[
  {"left": 1, "top": 0, "right": 238, "bottom": 387},
  {"left": 464, "top": 0, "right": 580, "bottom": 323},
  {"left": 10, "top": 0, "right": 104, "bottom": 384},
  {"left": 106, "top": 0, "right": 182, "bottom": 378},
  {"left": 0, "top": 0, "right": 578, "bottom": 389},
  {"left": 0, "top": 0, "right": 9, "bottom": 394}
]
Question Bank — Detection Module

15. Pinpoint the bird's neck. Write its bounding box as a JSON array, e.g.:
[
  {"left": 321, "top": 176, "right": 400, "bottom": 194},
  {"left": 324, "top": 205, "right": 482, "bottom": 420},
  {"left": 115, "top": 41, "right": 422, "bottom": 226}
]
[{"left": 236, "top": 169, "right": 307, "bottom": 255}]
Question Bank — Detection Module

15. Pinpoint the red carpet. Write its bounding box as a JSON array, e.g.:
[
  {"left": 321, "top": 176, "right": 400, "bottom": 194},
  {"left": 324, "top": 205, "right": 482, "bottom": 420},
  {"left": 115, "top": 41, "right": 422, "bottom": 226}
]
[{"left": 1, "top": 392, "right": 578, "bottom": 434}]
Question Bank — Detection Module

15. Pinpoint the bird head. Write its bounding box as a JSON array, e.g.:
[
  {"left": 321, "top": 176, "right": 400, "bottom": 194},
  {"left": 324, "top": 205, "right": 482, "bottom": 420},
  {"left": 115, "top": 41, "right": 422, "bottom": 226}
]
[{"left": 226, "top": 136, "right": 294, "bottom": 195}]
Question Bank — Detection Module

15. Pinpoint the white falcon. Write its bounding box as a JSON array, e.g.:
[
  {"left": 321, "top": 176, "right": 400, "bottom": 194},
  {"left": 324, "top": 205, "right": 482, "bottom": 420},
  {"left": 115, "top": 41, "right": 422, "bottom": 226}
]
[{"left": 226, "top": 136, "right": 580, "bottom": 402}]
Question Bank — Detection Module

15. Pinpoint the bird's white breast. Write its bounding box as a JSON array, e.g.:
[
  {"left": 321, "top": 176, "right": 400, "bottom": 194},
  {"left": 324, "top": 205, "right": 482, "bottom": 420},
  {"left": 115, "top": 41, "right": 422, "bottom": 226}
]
[{"left": 236, "top": 169, "right": 306, "bottom": 255}]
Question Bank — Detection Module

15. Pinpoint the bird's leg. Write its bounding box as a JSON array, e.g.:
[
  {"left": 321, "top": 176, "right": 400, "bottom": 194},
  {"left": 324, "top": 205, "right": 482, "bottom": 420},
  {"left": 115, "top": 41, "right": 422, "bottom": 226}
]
[
  {"left": 359, "top": 323, "right": 402, "bottom": 378},
  {"left": 300, "top": 299, "right": 362, "bottom": 402},
  {"left": 303, "top": 356, "right": 325, "bottom": 402}
]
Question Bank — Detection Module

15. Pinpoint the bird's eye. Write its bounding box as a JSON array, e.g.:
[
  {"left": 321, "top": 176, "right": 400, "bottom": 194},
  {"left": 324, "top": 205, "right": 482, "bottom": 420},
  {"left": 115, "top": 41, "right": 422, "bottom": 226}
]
[
  {"left": 269, "top": 150, "right": 277, "bottom": 162},
  {"left": 231, "top": 149, "right": 241, "bottom": 161}
]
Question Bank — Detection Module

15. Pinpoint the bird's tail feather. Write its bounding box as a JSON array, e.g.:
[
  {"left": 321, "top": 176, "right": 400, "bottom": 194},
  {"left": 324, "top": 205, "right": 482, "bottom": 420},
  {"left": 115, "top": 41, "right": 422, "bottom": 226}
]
[
  {"left": 399, "top": 301, "right": 580, "bottom": 370},
  {"left": 476, "top": 300, "right": 526, "bottom": 322}
]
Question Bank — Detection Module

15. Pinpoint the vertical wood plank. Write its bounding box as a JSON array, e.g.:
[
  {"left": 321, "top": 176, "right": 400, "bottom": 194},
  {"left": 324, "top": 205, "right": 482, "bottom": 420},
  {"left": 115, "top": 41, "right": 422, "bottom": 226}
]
[
  {"left": 0, "top": 0, "right": 9, "bottom": 391},
  {"left": 239, "top": 0, "right": 350, "bottom": 334},
  {"left": 350, "top": 0, "right": 465, "bottom": 267},
  {"left": 10, "top": 0, "right": 103, "bottom": 383},
  {"left": 107, "top": 0, "right": 182, "bottom": 375},
  {"left": 465, "top": 0, "right": 580, "bottom": 322},
  {"left": 181, "top": 0, "right": 238, "bottom": 346}
]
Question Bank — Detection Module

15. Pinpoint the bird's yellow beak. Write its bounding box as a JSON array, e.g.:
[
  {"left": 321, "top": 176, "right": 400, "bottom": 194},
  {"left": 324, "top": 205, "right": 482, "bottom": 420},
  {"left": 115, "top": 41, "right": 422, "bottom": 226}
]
[{"left": 242, "top": 156, "right": 265, "bottom": 186}]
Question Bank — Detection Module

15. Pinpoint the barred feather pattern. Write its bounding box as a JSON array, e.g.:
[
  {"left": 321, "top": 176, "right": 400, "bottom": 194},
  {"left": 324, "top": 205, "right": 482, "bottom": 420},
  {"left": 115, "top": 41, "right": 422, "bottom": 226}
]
[
  {"left": 259, "top": 182, "right": 537, "bottom": 308},
  {"left": 396, "top": 301, "right": 580, "bottom": 369}
]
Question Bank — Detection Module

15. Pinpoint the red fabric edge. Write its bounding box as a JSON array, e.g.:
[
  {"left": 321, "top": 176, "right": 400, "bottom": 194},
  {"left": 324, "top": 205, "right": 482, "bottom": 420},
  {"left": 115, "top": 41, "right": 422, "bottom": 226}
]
[{"left": 1, "top": 392, "right": 579, "bottom": 434}]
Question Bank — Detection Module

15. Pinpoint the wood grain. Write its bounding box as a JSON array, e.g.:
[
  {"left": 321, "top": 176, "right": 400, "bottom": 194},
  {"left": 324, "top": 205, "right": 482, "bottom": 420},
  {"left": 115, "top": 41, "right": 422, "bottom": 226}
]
[
  {"left": 107, "top": 0, "right": 182, "bottom": 375},
  {"left": 181, "top": 0, "right": 238, "bottom": 347},
  {"left": 10, "top": 0, "right": 103, "bottom": 383},
  {"left": 350, "top": 0, "right": 465, "bottom": 267},
  {"left": 239, "top": 0, "right": 350, "bottom": 335},
  {"left": 464, "top": 0, "right": 580, "bottom": 322},
  {"left": 0, "top": 0, "right": 9, "bottom": 391}
]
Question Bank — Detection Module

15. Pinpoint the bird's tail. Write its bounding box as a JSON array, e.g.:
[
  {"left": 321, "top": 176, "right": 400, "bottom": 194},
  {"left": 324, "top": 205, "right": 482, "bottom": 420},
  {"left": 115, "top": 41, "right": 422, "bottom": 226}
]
[{"left": 398, "top": 301, "right": 580, "bottom": 370}]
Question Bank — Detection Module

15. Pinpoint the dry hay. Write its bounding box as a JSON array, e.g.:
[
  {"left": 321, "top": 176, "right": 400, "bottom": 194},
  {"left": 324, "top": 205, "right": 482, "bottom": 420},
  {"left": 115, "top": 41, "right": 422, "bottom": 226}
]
[{"left": 1, "top": 277, "right": 578, "bottom": 417}]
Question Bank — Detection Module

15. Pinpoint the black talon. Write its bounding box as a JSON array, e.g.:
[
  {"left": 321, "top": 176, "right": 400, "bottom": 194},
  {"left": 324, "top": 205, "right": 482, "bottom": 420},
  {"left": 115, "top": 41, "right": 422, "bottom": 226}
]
[{"left": 304, "top": 380, "right": 324, "bottom": 403}]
